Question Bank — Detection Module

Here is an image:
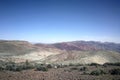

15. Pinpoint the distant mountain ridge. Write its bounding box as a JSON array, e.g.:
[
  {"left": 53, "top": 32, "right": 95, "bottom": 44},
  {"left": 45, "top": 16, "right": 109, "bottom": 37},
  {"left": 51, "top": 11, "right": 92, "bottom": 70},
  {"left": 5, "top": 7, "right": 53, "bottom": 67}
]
[{"left": 35, "top": 41, "right": 120, "bottom": 52}]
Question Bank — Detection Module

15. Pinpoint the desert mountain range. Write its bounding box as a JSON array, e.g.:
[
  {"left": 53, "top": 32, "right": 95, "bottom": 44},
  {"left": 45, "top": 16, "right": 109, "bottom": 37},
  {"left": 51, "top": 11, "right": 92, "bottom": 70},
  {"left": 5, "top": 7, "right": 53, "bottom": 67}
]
[{"left": 0, "top": 40, "right": 120, "bottom": 64}]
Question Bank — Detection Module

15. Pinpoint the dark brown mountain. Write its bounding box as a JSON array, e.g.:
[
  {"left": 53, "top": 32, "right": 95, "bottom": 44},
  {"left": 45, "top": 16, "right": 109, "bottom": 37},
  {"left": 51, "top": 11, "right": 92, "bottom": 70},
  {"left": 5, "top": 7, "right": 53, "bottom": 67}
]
[{"left": 35, "top": 41, "right": 120, "bottom": 52}]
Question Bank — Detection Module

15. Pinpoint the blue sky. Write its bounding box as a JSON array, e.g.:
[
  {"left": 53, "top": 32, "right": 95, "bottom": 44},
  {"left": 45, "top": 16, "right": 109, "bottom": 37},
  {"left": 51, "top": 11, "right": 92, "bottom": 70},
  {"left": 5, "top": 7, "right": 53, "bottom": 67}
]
[{"left": 0, "top": 0, "right": 120, "bottom": 43}]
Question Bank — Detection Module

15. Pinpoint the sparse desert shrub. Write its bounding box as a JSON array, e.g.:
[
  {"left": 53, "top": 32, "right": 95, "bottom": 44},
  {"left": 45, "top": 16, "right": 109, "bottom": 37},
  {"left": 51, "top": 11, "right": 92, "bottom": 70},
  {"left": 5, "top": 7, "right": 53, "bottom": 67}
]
[
  {"left": 89, "top": 63, "right": 101, "bottom": 66},
  {"left": 5, "top": 63, "right": 23, "bottom": 71},
  {"left": 82, "top": 71, "right": 90, "bottom": 75},
  {"left": 1, "top": 60, "right": 35, "bottom": 71},
  {"left": 114, "top": 62, "right": 120, "bottom": 66},
  {"left": 109, "top": 68, "right": 120, "bottom": 75},
  {"left": 55, "top": 64, "right": 63, "bottom": 68},
  {"left": 90, "top": 69, "right": 106, "bottom": 76},
  {"left": 5, "top": 63, "right": 15, "bottom": 71},
  {"left": 19, "top": 60, "right": 34, "bottom": 70},
  {"left": 21, "top": 63, "right": 34, "bottom": 70},
  {"left": 103, "top": 62, "right": 120, "bottom": 66},
  {"left": 75, "top": 63, "right": 82, "bottom": 66},
  {"left": 69, "top": 63, "right": 74, "bottom": 66},
  {"left": 79, "top": 66, "right": 88, "bottom": 71},
  {"left": 23, "top": 60, "right": 34, "bottom": 69},
  {"left": 61, "top": 64, "right": 68, "bottom": 68},
  {"left": 36, "top": 66, "right": 48, "bottom": 71},
  {"left": 12, "top": 65, "right": 22, "bottom": 71},
  {"left": 64, "top": 69, "right": 71, "bottom": 72},
  {"left": 46, "top": 64, "right": 52, "bottom": 68},
  {"left": 70, "top": 67, "right": 78, "bottom": 70},
  {"left": 0, "top": 66, "right": 4, "bottom": 71}
]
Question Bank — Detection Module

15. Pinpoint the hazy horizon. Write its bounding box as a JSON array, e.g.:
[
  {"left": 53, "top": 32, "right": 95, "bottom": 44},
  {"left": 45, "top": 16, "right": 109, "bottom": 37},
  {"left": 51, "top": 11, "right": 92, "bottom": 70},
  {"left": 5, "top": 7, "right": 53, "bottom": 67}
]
[{"left": 0, "top": 0, "right": 120, "bottom": 43}]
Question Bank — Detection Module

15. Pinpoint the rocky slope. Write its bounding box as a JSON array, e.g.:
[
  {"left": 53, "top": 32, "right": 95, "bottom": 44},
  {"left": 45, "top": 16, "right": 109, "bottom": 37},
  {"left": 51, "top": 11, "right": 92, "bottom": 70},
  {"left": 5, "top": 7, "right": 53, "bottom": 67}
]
[{"left": 0, "top": 40, "right": 37, "bottom": 56}]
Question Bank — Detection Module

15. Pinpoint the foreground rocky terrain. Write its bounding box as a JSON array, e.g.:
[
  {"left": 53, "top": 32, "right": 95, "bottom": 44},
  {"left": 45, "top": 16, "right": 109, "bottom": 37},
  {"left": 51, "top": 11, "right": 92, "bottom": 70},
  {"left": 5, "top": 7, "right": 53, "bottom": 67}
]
[{"left": 0, "top": 63, "right": 120, "bottom": 80}]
